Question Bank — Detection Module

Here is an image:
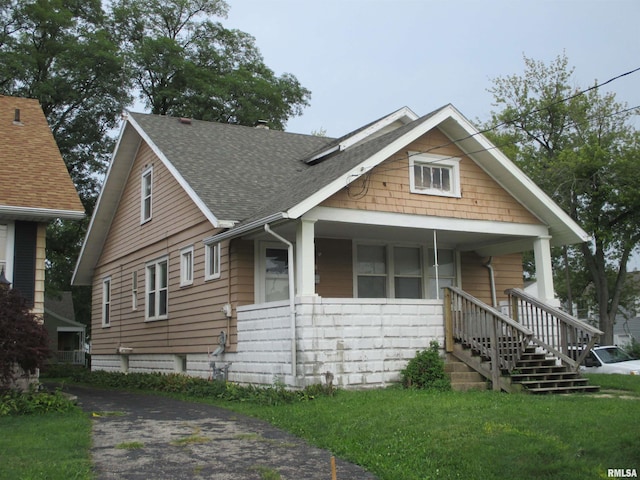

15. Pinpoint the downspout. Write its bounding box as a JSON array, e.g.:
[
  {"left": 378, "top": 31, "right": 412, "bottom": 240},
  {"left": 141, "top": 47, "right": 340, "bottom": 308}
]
[
  {"left": 484, "top": 256, "right": 497, "bottom": 308},
  {"left": 264, "top": 224, "right": 297, "bottom": 378}
]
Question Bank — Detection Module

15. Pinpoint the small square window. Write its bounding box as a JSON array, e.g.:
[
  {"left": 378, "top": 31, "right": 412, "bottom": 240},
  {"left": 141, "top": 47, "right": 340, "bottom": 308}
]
[
  {"left": 409, "top": 153, "right": 461, "bottom": 197},
  {"left": 180, "top": 246, "right": 194, "bottom": 286},
  {"left": 205, "top": 243, "right": 220, "bottom": 280}
]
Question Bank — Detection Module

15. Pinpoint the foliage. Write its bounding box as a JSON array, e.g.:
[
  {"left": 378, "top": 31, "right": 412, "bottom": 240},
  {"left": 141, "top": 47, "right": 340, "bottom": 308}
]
[
  {"left": 400, "top": 341, "right": 450, "bottom": 391},
  {"left": 624, "top": 338, "right": 640, "bottom": 359},
  {"left": 485, "top": 53, "right": 640, "bottom": 343},
  {"left": 110, "top": 0, "right": 311, "bottom": 130},
  {"left": 0, "top": 287, "right": 50, "bottom": 388},
  {"left": 49, "top": 367, "right": 334, "bottom": 405},
  {"left": 0, "top": 387, "right": 77, "bottom": 416}
]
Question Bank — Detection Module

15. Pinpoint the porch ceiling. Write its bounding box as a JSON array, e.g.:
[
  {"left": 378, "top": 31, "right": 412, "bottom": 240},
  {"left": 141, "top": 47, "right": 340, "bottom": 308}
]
[{"left": 249, "top": 220, "right": 535, "bottom": 256}]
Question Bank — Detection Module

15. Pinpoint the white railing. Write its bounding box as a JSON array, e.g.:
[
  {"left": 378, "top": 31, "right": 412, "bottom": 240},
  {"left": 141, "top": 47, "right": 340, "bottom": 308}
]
[{"left": 55, "top": 350, "right": 85, "bottom": 365}]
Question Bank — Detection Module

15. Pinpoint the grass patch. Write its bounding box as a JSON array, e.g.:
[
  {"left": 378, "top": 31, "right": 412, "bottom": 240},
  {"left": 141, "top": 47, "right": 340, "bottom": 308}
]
[
  {"left": 250, "top": 465, "right": 282, "bottom": 480},
  {"left": 171, "top": 434, "right": 210, "bottom": 446},
  {"left": 222, "top": 385, "right": 640, "bottom": 480},
  {"left": 116, "top": 441, "right": 144, "bottom": 449},
  {"left": 0, "top": 409, "right": 92, "bottom": 480}
]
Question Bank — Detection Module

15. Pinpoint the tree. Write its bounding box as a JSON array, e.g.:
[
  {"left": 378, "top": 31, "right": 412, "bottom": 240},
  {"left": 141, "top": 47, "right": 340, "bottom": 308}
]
[
  {"left": 485, "top": 53, "right": 640, "bottom": 343},
  {"left": 0, "top": 285, "right": 50, "bottom": 390},
  {"left": 111, "top": 0, "right": 310, "bottom": 129}
]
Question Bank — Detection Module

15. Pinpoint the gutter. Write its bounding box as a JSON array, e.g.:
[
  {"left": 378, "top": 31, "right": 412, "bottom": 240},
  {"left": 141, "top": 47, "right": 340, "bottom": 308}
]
[
  {"left": 484, "top": 256, "right": 498, "bottom": 308},
  {"left": 264, "top": 224, "right": 297, "bottom": 379},
  {"left": 203, "top": 212, "right": 288, "bottom": 245},
  {"left": 0, "top": 206, "right": 84, "bottom": 221}
]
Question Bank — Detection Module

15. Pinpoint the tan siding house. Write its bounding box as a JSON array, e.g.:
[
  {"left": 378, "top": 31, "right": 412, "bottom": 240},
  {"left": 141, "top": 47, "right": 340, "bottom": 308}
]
[{"left": 73, "top": 104, "right": 590, "bottom": 388}]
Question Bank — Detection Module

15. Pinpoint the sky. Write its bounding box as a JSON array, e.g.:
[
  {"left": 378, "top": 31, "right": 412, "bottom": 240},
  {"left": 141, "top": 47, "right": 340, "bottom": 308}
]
[{"left": 224, "top": 0, "right": 640, "bottom": 137}]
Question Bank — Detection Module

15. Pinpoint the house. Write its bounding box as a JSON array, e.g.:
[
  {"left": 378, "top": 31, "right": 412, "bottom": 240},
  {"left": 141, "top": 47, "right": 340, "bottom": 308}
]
[
  {"left": 72, "top": 104, "right": 594, "bottom": 389},
  {"left": 0, "top": 95, "right": 84, "bottom": 315},
  {"left": 44, "top": 292, "right": 87, "bottom": 365}
]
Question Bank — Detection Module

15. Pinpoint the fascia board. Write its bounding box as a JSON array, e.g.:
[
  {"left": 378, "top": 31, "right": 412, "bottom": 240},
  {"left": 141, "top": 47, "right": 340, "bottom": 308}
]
[
  {"left": 0, "top": 206, "right": 84, "bottom": 221},
  {"left": 438, "top": 107, "right": 591, "bottom": 245},
  {"left": 287, "top": 108, "right": 453, "bottom": 220},
  {"left": 127, "top": 115, "right": 221, "bottom": 228}
]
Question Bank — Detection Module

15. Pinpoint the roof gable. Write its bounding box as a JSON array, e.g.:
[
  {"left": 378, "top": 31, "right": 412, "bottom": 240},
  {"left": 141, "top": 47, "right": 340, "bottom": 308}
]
[{"left": 0, "top": 96, "right": 84, "bottom": 220}]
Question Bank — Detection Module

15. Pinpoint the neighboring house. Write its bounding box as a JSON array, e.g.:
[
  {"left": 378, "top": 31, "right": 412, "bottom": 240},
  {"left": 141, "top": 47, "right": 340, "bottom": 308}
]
[
  {"left": 0, "top": 95, "right": 84, "bottom": 315},
  {"left": 44, "top": 292, "right": 86, "bottom": 365},
  {"left": 72, "top": 104, "right": 591, "bottom": 389}
]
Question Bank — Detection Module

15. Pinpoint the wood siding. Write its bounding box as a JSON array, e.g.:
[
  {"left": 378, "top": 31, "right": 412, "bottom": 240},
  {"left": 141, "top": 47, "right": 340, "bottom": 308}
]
[
  {"left": 460, "top": 251, "right": 524, "bottom": 305},
  {"left": 91, "top": 144, "right": 231, "bottom": 355},
  {"left": 316, "top": 238, "right": 353, "bottom": 297},
  {"left": 321, "top": 128, "right": 540, "bottom": 225}
]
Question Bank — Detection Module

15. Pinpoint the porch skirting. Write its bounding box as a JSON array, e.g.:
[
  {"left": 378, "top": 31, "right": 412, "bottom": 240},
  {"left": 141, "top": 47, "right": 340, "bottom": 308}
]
[{"left": 90, "top": 297, "right": 445, "bottom": 389}]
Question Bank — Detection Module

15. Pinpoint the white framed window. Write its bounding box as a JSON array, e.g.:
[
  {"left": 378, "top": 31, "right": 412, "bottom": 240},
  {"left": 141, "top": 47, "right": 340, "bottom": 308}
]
[
  {"left": 102, "top": 277, "right": 111, "bottom": 327},
  {"left": 256, "top": 242, "right": 289, "bottom": 303},
  {"left": 355, "top": 243, "right": 454, "bottom": 299},
  {"left": 131, "top": 271, "right": 138, "bottom": 310},
  {"left": 146, "top": 256, "right": 168, "bottom": 320},
  {"left": 180, "top": 246, "right": 194, "bottom": 286},
  {"left": 141, "top": 166, "right": 153, "bottom": 223},
  {"left": 409, "top": 153, "right": 461, "bottom": 197},
  {"left": 205, "top": 243, "right": 220, "bottom": 280}
]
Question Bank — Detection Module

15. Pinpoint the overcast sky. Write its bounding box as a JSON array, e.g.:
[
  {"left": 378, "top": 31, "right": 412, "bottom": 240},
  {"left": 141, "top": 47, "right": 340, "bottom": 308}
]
[{"left": 225, "top": 0, "right": 640, "bottom": 137}]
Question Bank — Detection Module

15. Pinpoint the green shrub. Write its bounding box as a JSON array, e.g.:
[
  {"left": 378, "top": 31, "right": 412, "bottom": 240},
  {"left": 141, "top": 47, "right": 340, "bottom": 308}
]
[
  {"left": 624, "top": 338, "right": 640, "bottom": 359},
  {"left": 400, "top": 341, "right": 450, "bottom": 391},
  {"left": 0, "top": 388, "right": 77, "bottom": 416},
  {"left": 47, "top": 368, "right": 333, "bottom": 405}
]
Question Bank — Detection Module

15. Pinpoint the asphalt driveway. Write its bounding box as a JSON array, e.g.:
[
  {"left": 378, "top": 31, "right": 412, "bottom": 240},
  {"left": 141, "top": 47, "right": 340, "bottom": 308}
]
[{"left": 60, "top": 384, "right": 377, "bottom": 480}]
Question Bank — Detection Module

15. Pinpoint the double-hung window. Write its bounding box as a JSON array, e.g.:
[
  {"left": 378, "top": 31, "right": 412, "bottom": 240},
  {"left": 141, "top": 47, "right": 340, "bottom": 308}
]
[
  {"left": 146, "top": 257, "right": 168, "bottom": 320},
  {"left": 102, "top": 277, "right": 111, "bottom": 327},
  {"left": 180, "top": 246, "right": 194, "bottom": 286},
  {"left": 131, "top": 271, "right": 138, "bottom": 310},
  {"left": 205, "top": 243, "right": 220, "bottom": 280},
  {"left": 141, "top": 166, "right": 153, "bottom": 223},
  {"left": 410, "top": 153, "right": 461, "bottom": 197}
]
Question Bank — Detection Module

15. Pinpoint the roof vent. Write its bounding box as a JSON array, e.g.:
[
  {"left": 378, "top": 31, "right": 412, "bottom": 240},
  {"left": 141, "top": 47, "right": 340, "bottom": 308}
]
[
  {"left": 178, "top": 117, "right": 192, "bottom": 125},
  {"left": 13, "top": 108, "right": 22, "bottom": 125},
  {"left": 254, "top": 120, "right": 269, "bottom": 130}
]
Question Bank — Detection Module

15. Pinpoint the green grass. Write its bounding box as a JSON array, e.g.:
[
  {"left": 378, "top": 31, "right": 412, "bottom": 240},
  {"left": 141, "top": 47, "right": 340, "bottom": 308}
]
[
  {"left": 0, "top": 409, "right": 92, "bottom": 480},
  {"left": 215, "top": 377, "right": 640, "bottom": 480}
]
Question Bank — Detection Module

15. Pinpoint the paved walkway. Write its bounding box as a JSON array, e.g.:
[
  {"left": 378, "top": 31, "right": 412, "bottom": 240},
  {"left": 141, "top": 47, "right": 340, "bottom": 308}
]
[{"left": 60, "top": 385, "right": 377, "bottom": 480}]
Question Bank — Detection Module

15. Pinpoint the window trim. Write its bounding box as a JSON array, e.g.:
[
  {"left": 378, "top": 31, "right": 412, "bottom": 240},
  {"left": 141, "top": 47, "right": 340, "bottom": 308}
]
[
  {"left": 204, "top": 242, "right": 221, "bottom": 281},
  {"left": 146, "top": 256, "right": 168, "bottom": 321},
  {"left": 141, "top": 166, "right": 153, "bottom": 224},
  {"left": 131, "top": 271, "right": 138, "bottom": 311},
  {"left": 409, "top": 153, "right": 461, "bottom": 198},
  {"left": 180, "top": 245, "right": 194, "bottom": 287},
  {"left": 255, "top": 241, "right": 290, "bottom": 303},
  {"left": 102, "top": 276, "right": 111, "bottom": 327}
]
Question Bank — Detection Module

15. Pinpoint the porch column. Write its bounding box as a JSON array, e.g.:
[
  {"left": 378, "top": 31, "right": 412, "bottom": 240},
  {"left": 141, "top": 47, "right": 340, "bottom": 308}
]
[
  {"left": 296, "top": 219, "right": 317, "bottom": 297},
  {"left": 533, "top": 235, "right": 558, "bottom": 305}
]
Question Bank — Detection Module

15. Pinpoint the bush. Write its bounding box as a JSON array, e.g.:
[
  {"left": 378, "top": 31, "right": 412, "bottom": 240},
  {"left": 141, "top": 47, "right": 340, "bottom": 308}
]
[
  {"left": 0, "top": 287, "right": 50, "bottom": 389},
  {"left": 624, "top": 338, "right": 640, "bottom": 359},
  {"left": 47, "top": 368, "right": 333, "bottom": 405},
  {"left": 0, "top": 388, "right": 77, "bottom": 416},
  {"left": 400, "top": 341, "right": 450, "bottom": 391}
]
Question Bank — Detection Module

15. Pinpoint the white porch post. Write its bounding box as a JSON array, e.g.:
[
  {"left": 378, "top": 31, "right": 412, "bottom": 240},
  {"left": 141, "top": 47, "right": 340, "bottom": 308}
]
[
  {"left": 533, "top": 235, "right": 558, "bottom": 305},
  {"left": 296, "top": 218, "right": 317, "bottom": 297}
]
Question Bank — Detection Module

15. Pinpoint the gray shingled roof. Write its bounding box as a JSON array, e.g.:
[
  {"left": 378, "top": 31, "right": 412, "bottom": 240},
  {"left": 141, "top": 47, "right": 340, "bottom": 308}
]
[{"left": 130, "top": 109, "right": 441, "bottom": 225}]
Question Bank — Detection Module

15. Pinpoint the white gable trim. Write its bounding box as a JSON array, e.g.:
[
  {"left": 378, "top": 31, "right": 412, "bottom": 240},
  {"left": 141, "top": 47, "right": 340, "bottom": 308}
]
[
  {"left": 127, "top": 115, "right": 221, "bottom": 228},
  {"left": 287, "top": 107, "right": 453, "bottom": 219}
]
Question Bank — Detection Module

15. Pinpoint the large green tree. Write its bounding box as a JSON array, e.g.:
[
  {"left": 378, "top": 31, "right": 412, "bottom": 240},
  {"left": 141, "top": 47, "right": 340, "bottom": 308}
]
[
  {"left": 111, "top": 0, "right": 311, "bottom": 129},
  {"left": 485, "top": 54, "right": 640, "bottom": 343}
]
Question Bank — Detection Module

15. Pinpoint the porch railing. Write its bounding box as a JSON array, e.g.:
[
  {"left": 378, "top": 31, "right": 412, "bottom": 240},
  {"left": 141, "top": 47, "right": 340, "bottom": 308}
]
[
  {"left": 505, "top": 288, "right": 602, "bottom": 371},
  {"left": 55, "top": 350, "right": 85, "bottom": 365},
  {"left": 444, "top": 287, "right": 533, "bottom": 388}
]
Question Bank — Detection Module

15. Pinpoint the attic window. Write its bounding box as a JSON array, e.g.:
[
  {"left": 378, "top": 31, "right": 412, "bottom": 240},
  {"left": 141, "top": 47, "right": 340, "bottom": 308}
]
[
  {"left": 13, "top": 108, "right": 23, "bottom": 125},
  {"left": 141, "top": 166, "right": 153, "bottom": 223},
  {"left": 409, "top": 153, "right": 461, "bottom": 198}
]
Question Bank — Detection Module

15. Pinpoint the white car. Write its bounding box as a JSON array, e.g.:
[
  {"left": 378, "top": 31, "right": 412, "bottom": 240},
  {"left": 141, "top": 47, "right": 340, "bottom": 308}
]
[{"left": 580, "top": 345, "right": 640, "bottom": 375}]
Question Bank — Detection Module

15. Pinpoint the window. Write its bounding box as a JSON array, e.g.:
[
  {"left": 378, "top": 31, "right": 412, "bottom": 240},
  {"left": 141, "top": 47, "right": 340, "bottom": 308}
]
[
  {"left": 146, "top": 257, "right": 168, "bottom": 320},
  {"left": 102, "top": 277, "right": 111, "bottom": 327},
  {"left": 180, "top": 246, "right": 194, "bottom": 286},
  {"left": 131, "top": 271, "right": 138, "bottom": 310},
  {"left": 409, "top": 153, "right": 461, "bottom": 197},
  {"left": 141, "top": 166, "right": 153, "bottom": 223},
  {"left": 205, "top": 243, "right": 220, "bottom": 280},
  {"left": 355, "top": 244, "right": 454, "bottom": 299},
  {"left": 427, "top": 248, "right": 456, "bottom": 299},
  {"left": 356, "top": 245, "right": 387, "bottom": 298},
  {"left": 264, "top": 246, "right": 289, "bottom": 302}
]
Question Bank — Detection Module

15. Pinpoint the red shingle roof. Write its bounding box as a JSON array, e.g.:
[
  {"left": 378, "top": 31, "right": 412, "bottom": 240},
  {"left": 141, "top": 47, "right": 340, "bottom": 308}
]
[{"left": 0, "top": 95, "right": 84, "bottom": 215}]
